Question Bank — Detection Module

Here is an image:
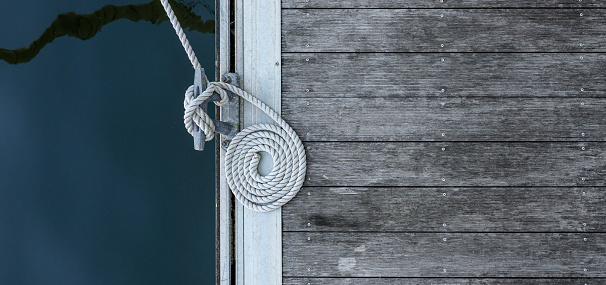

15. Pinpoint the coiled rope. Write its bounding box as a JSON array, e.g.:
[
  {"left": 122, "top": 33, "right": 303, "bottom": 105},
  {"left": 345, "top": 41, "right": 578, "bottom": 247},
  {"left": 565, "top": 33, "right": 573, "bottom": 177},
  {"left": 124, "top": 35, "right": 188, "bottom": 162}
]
[{"left": 161, "top": 0, "right": 307, "bottom": 212}]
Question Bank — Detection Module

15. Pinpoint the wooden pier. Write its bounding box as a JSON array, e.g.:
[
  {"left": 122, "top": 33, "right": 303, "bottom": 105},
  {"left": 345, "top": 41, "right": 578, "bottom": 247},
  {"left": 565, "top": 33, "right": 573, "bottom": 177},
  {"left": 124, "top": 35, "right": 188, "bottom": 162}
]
[{"left": 217, "top": 1, "right": 606, "bottom": 284}]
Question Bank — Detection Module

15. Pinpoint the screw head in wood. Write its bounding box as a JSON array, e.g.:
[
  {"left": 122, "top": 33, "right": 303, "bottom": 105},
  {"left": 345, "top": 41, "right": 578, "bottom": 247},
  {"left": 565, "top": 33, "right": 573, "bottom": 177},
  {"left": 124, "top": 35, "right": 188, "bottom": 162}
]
[
  {"left": 580, "top": 13, "right": 583, "bottom": 16},
  {"left": 440, "top": 44, "right": 444, "bottom": 48},
  {"left": 441, "top": 133, "right": 445, "bottom": 136},
  {"left": 306, "top": 44, "right": 310, "bottom": 47},
  {"left": 307, "top": 237, "right": 311, "bottom": 241},
  {"left": 443, "top": 193, "right": 447, "bottom": 196},
  {"left": 441, "top": 58, "right": 445, "bottom": 61},
  {"left": 443, "top": 238, "right": 447, "bottom": 241},
  {"left": 306, "top": 58, "right": 310, "bottom": 61},
  {"left": 306, "top": 89, "right": 310, "bottom": 92},
  {"left": 583, "top": 223, "right": 587, "bottom": 227},
  {"left": 582, "top": 147, "right": 585, "bottom": 150},
  {"left": 581, "top": 88, "right": 585, "bottom": 91},
  {"left": 584, "top": 238, "right": 588, "bottom": 241},
  {"left": 442, "top": 147, "right": 446, "bottom": 151},
  {"left": 443, "top": 223, "right": 447, "bottom": 227},
  {"left": 307, "top": 223, "right": 311, "bottom": 226}
]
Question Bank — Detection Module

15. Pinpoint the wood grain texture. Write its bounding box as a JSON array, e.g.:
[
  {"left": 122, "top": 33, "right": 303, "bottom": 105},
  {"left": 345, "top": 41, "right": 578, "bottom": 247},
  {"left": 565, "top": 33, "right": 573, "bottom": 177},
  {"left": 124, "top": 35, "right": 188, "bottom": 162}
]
[
  {"left": 304, "top": 142, "right": 606, "bottom": 186},
  {"left": 282, "top": 9, "right": 606, "bottom": 52},
  {"left": 284, "top": 278, "right": 604, "bottom": 285},
  {"left": 282, "top": 53, "right": 606, "bottom": 98},
  {"left": 283, "top": 187, "right": 605, "bottom": 232},
  {"left": 283, "top": 0, "right": 605, "bottom": 9},
  {"left": 284, "top": 97, "right": 606, "bottom": 141},
  {"left": 283, "top": 232, "right": 606, "bottom": 277}
]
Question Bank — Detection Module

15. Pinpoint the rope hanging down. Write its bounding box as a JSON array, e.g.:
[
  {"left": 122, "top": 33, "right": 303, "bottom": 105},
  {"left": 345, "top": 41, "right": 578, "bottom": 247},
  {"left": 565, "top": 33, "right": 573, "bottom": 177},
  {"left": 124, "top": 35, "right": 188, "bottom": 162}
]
[{"left": 161, "top": 0, "right": 307, "bottom": 212}]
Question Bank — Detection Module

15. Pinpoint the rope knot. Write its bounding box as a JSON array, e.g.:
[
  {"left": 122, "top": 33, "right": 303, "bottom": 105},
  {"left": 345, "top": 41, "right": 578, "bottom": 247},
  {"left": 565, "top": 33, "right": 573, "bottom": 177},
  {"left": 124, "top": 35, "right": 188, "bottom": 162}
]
[{"left": 182, "top": 82, "right": 228, "bottom": 142}]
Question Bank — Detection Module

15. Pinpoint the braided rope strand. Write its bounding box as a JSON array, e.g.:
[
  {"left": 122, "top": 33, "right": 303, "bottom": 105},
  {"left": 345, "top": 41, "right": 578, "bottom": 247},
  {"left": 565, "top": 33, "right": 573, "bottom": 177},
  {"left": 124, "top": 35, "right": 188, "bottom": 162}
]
[{"left": 160, "top": 0, "right": 201, "bottom": 69}]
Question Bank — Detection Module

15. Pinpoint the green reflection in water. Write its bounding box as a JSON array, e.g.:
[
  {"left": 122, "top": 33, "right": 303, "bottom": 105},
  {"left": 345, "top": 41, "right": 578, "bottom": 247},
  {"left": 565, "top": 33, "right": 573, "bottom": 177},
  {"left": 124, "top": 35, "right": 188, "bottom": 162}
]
[{"left": 0, "top": 0, "right": 214, "bottom": 65}]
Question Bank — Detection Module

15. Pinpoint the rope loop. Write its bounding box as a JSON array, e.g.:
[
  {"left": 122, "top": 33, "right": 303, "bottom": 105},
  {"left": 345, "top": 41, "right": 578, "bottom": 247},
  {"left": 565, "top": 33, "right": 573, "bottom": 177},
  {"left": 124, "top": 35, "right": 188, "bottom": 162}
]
[
  {"left": 183, "top": 82, "right": 307, "bottom": 212},
  {"left": 183, "top": 82, "right": 231, "bottom": 141}
]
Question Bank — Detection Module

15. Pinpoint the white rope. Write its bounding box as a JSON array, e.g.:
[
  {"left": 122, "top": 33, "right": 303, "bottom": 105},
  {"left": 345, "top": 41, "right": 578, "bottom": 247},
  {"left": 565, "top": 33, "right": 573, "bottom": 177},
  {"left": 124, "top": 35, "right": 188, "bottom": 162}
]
[
  {"left": 160, "top": 0, "right": 201, "bottom": 69},
  {"left": 162, "top": 1, "right": 307, "bottom": 212},
  {"left": 184, "top": 82, "right": 307, "bottom": 212}
]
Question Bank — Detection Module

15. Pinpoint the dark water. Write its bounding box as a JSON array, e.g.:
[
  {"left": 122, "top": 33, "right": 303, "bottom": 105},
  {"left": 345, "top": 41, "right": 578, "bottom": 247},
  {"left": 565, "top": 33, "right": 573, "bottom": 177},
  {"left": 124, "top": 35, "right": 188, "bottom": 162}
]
[{"left": 0, "top": 1, "right": 216, "bottom": 284}]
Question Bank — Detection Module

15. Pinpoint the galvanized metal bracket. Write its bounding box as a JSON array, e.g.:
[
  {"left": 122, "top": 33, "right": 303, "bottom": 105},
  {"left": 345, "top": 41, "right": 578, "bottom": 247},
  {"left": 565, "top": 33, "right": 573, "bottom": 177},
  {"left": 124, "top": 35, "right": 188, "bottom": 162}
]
[{"left": 192, "top": 68, "right": 239, "bottom": 151}]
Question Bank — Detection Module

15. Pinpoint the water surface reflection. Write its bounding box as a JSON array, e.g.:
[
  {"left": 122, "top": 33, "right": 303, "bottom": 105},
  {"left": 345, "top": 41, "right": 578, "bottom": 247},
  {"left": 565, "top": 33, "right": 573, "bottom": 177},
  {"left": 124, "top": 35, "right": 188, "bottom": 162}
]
[{"left": 0, "top": 1, "right": 216, "bottom": 284}]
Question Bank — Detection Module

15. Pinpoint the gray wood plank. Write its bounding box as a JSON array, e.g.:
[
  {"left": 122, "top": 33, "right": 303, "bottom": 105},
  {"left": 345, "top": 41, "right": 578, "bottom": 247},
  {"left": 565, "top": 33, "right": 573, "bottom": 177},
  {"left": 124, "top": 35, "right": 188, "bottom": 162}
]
[
  {"left": 283, "top": 232, "right": 606, "bottom": 277},
  {"left": 282, "top": 9, "right": 606, "bottom": 52},
  {"left": 283, "top": 0, "right": 605, "bottom": 9},
  {"left": 282, "top": 53, "right": 606, "bottom": 98},
  {"left": 283, "top": 187, "right": 605, "bottom": 232},
  {"left": 304, "top": 142, "right": 606, "bottom": 186},
  {"left": 284, "top": 97, "right": 606, "bottom": 141},
  {"left": 284, "top": 278, "right": 604, "bottom": 285}
]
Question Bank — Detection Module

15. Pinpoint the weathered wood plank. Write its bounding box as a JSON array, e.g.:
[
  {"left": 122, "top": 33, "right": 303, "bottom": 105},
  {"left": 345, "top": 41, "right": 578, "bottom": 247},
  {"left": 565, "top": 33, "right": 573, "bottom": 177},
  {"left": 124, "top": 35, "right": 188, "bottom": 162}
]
[
  {"left": 284, "top": 97, "right": 606, "bottom": 141},
  {"left": 282, "top": 53, "right": 606, "bottom": 98},
  {"left": 284, "top": 278, "right": 604, "bottom": 285},
  {"left": 304, "top": 142, "right": 606, "bottom": 186},
  {"left": 282, "top": 9, "right": 606, "bottom": 52},
  {"left": 283, "top": 0, "right": 605, "bottom": 9},
  {"left": 283, "top": 187, "right": 605, "bottom": 232},
  {"left": 283, "top": 232, "right": 606, "bottom": 277}
]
